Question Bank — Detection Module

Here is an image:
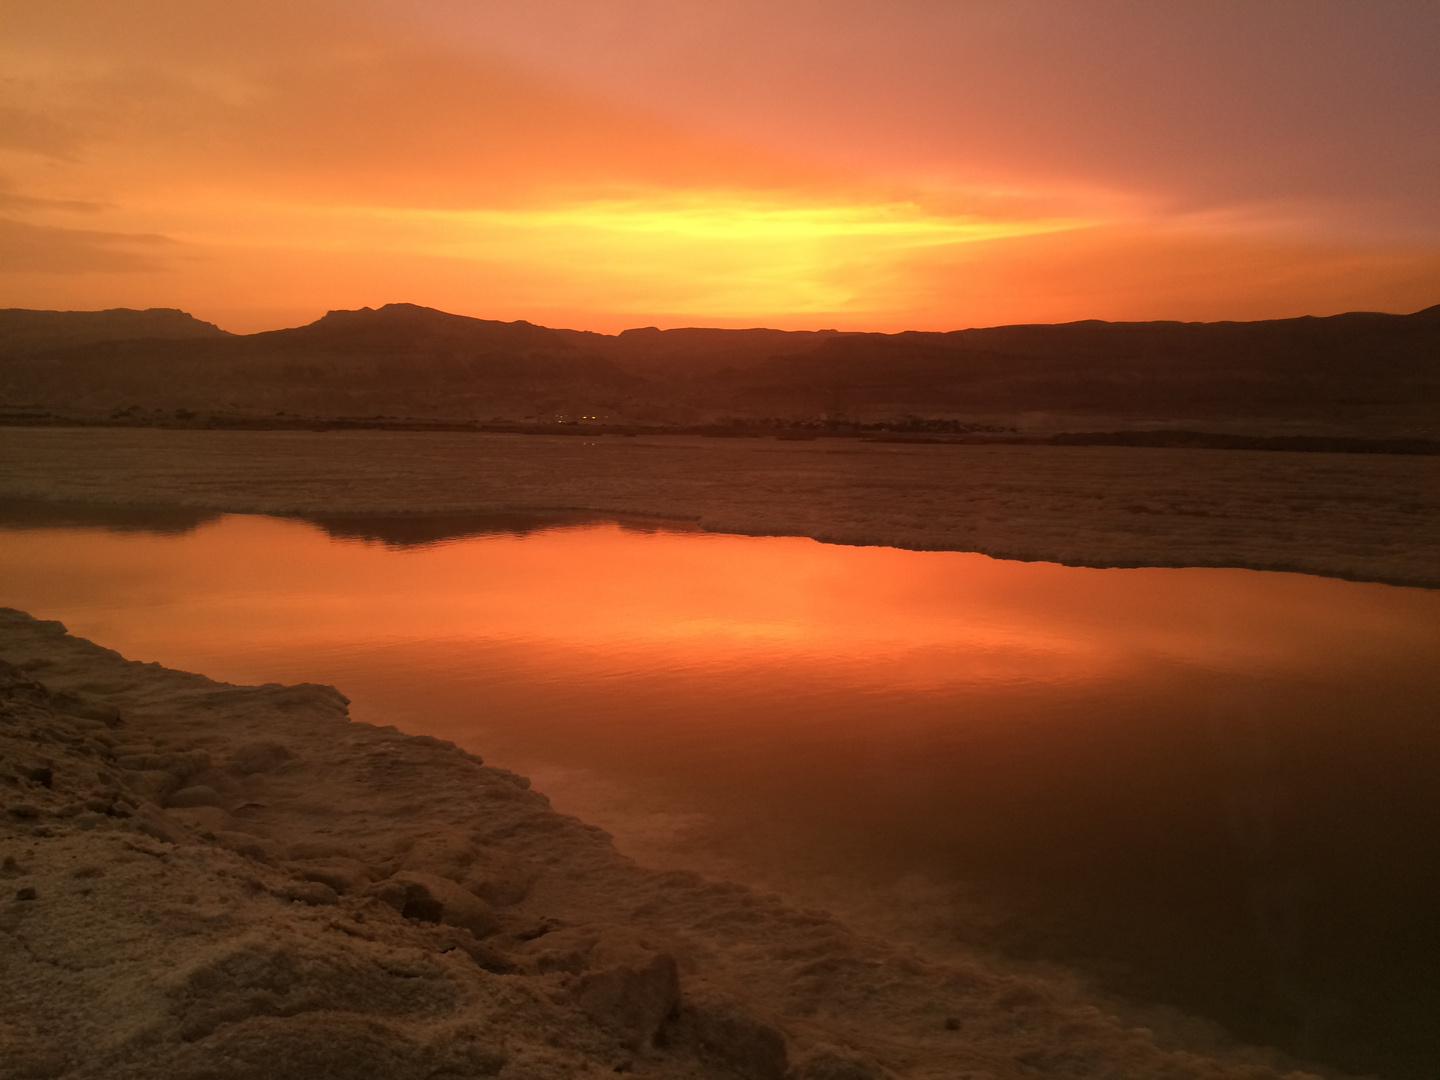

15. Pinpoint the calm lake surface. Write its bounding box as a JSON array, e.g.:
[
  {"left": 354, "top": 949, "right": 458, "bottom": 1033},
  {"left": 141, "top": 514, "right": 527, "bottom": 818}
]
[{"left": 3, "top": 508, "right": 1439, "bottom": 1077}]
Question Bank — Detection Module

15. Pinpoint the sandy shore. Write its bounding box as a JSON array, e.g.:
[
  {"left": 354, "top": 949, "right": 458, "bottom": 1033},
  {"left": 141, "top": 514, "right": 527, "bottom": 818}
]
[{"left": 0, "top": 607, "right": 1346, "bottom": 1080}]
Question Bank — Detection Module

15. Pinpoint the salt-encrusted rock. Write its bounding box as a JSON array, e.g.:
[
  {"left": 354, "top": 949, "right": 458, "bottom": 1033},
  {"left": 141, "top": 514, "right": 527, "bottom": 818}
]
[
  {"left": 423, "top": 924, "right": 517, "bottom": 974},
  {"left": 399, "top": 833, "right": 481, "bottom": 880},
  {"left": 165, "top": 783, "right": 227, "bottom": 809},
  {"left": 790, "top": 1045, "right": 891, "bottom": 1080},
  {"left": 461, "top": 849, "right": 538, "bottom": 906},
  {"left": 131, "top": 807, "right": 187, "bottom": 844},
  {"left": 212, "top": 830, "right": 278, "bottom": 864},
  {"left": 167, "top": 932, "right": 464, "bottom": 1043},
  {"left": 119, "top": 767, "right": 183, "bottom": 803},
  {"left": 200, "top": 683, "right": 349, "bottom": 717},
  {"left": 393, "top": 833, "right": 539, "bottom": 907},
  {"left": 19, "top": 763, "right": 52, "bottom": 787},
  {"left": 287, "top": 839, "right": 365, "bottom": 861},
  {"left": 227, "top": 740, "right": 298, "bottom": 775},
  {"left": 71, "top": 810, "right": 105, "bottom": 830},
  {"left": 286, "top": 856, "right": 373, "bottom": 895},
  {"left": 115, "top": 749, "right": 209, "bottom": 776},
  {"left": 523, "top": 925, "right": 596, "bottom": 975},
  {"left": 404, "top": 733, "right": 458, "bottom": 751},
  {"left": 371, "top": 870, "right": 501, "bottom": 939},
  {"left": 277, "top": 880, "right": 340, "bottom": 906},
  {"left": 167, "top": 1012, "right": 507, "bottom": 1080},
  {"left": 573, "top": 939, "right": 682, "bottom": 1049},
  {"left": 46, "top": 689, "right": 120, "bottom": 724},
  {"left": 369, "top": 878, "right": 408, "bottom": 911},
  {"left": 677, "top": 993, "right": 789, "bottom": 1080}
]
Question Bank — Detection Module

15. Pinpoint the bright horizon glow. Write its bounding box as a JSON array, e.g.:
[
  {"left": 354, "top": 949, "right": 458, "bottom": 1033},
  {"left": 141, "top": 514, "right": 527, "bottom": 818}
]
[
  {"left": 2, "top": 1, "right": 1438, "bottom": 334},
  {"left": 291, "top": 195, "right": 1095, "bottom": 321}
]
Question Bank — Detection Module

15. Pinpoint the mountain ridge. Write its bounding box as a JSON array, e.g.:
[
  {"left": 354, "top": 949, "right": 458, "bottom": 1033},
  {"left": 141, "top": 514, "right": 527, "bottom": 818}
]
[
  {"left": 2, "top": 301, "right": 1437, "bottom": 437},
  {"left": 0, "top": 307, "right": 230, "bottom": 357}
]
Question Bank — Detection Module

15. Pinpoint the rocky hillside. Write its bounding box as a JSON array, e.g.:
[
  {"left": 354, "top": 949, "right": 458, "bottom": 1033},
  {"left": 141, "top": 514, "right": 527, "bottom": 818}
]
[
  {"left": 0, "top": 308, "right": 229, "bottom": 356},
  {"left": 2, "top": 302, "right": 1437, "bottom": 436}
]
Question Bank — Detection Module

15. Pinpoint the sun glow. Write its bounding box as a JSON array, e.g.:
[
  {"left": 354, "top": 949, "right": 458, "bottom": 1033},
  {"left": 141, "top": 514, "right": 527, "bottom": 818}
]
[
  {"left": 101, "top": 189, "right": 1092, "bottom": 324},
  {"left": 347, "top": 194, "right": 1091, "bottom": 316},
  {"left": 439, "top": 196, "right": 1082, "bottom": 243}
]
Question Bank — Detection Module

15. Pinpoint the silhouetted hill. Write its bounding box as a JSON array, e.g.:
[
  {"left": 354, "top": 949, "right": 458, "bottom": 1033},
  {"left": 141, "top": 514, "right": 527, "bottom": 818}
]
[
  {"left": 0, "top": 304, "right": 649, "bottom": 422},
  {"left": 2, "top": 302, "right": 1437, "bottom": 436},
  {"left": 258, "top": 303, "right": 579, "bottom": 358},
  {"left": 0, "top": 307, "right": 229, "bottom": 356},
  {"left": 706, "top": 306, "right": 1440, "bottom": 433},
  {"left": 562, "top": 325, "right": 849, "bottom": 378}
]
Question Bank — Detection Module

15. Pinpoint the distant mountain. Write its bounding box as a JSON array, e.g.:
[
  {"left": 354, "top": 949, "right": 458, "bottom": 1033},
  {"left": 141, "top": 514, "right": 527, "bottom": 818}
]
[
  {"left": 562, "top": 325, "right": 849, "bottom": 378},
  {"left": 0, "top": 303, "right": 649, "bottom": 423},
  {"left": 706, "top": 306, "right": 1440, "bottom": 433},
  {"left": 2, "top": 302, "right": 1437, "bottom": 436},
  {"left": 0, "top": 307, "right": 229, "bottom": 356}
]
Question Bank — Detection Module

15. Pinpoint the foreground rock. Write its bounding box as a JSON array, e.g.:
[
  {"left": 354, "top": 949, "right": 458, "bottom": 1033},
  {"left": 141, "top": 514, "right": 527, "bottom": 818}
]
[{"left": 1, "top": 609, "right": 1334, "bottom": 1079}]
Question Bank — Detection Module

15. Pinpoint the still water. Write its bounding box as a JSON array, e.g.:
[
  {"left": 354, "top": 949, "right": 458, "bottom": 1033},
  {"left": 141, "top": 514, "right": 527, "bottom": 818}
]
[{"left": 2, "top": 506, "right": 1439, "bottom": 1077}]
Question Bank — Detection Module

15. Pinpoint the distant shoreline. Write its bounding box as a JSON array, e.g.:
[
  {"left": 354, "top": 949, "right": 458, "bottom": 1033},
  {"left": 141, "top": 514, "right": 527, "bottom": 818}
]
[
  {"left": 3, "top": 426, "right": 1438, "bottom": 590},
  {"left": 2, "top": 413, "right": 1436, "bottom": 455}
]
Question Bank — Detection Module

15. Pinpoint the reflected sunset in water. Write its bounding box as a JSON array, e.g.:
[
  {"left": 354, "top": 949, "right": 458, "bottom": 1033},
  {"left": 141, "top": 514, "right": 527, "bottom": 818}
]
[
  {"left": 4, "top": 512, "right": 1440, "bottom": 1069},
  {"left": 4, "top": 513, "right": 1430, "bottom": 690}
]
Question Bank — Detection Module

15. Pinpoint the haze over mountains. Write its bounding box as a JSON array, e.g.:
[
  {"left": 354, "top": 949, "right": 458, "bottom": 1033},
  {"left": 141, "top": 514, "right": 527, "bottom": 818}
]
[{"left": 2, "top": 302, "right": 1437, "bottom": 438}]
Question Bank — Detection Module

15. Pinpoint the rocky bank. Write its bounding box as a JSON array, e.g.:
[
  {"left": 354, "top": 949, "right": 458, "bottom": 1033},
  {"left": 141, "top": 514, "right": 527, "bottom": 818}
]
[{"left": 1, "top": 608, "right": 1336, "bottom": 1080}]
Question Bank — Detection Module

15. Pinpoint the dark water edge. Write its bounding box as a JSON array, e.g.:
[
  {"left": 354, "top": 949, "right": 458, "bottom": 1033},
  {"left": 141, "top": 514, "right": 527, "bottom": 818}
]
[
  {"left": 5, "top": 412, "right": 1440, "bottom": 454},
  {"left": 0, "top": 497, "right": 225, "bottom": 536},
  {"left": 587, "top": 662, "right": 1440, "bottom": 1080},
  {"left": 943, "top": 678, "right": 1440, "bottom": 1080},
  {"left": 0, "top": 497, "right": 698, "bottom": 549}
]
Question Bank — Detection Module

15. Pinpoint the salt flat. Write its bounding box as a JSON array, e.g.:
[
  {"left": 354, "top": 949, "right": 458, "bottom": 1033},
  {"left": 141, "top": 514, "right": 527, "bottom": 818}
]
[{"left": 1, "top": 426, "right": 1436, "bottom": 586}]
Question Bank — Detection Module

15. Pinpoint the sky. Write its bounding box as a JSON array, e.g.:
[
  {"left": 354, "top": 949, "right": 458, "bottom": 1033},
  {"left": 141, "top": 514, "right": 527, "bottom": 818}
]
[{"left": 2, "top": 0, "right": 1438, "bottom": 334}]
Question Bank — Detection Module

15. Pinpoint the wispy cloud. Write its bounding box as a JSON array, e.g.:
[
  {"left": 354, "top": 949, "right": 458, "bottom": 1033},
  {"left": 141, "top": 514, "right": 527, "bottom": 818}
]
[{"left": 0, "top": 217, "right": 174, "bottom": 274}]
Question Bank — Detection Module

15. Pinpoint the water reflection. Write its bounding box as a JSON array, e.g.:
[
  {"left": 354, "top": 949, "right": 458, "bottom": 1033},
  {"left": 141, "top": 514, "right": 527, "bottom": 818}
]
[
  {"left": 311, "top": 511, "right": 697, "bottom": 548},
  {"left": 1, "top": 511, "right": 1438, "bottom": 1078},
  {"left": 0, "top": 496, "right": 680, "bottom": 548},
  {"left": 0, "top": 497, "right": 222, "bottom": 535}
]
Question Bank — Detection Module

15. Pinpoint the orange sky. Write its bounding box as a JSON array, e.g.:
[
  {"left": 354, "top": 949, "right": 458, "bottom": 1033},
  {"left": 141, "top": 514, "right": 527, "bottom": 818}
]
[{"left": 2, "top": 0, "right": 1438, "bottom": 334}]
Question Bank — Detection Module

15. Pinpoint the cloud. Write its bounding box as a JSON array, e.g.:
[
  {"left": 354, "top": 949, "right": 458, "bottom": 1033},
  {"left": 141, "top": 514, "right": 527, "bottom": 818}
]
[
  {"left": 0, "top": 217, "right": 174, "bottom": 274},
  {"left": 0, "top": 1, "right": 824, "bottom": 210},
  {"left": 0, "top": 175, "right": 105, "bottom": 213},
  {"left": 406, "top": 1, "right": 1440, "bottom": 229},
  {"left": 0, "top": 104, "right": 84, "bottom": 159}
]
